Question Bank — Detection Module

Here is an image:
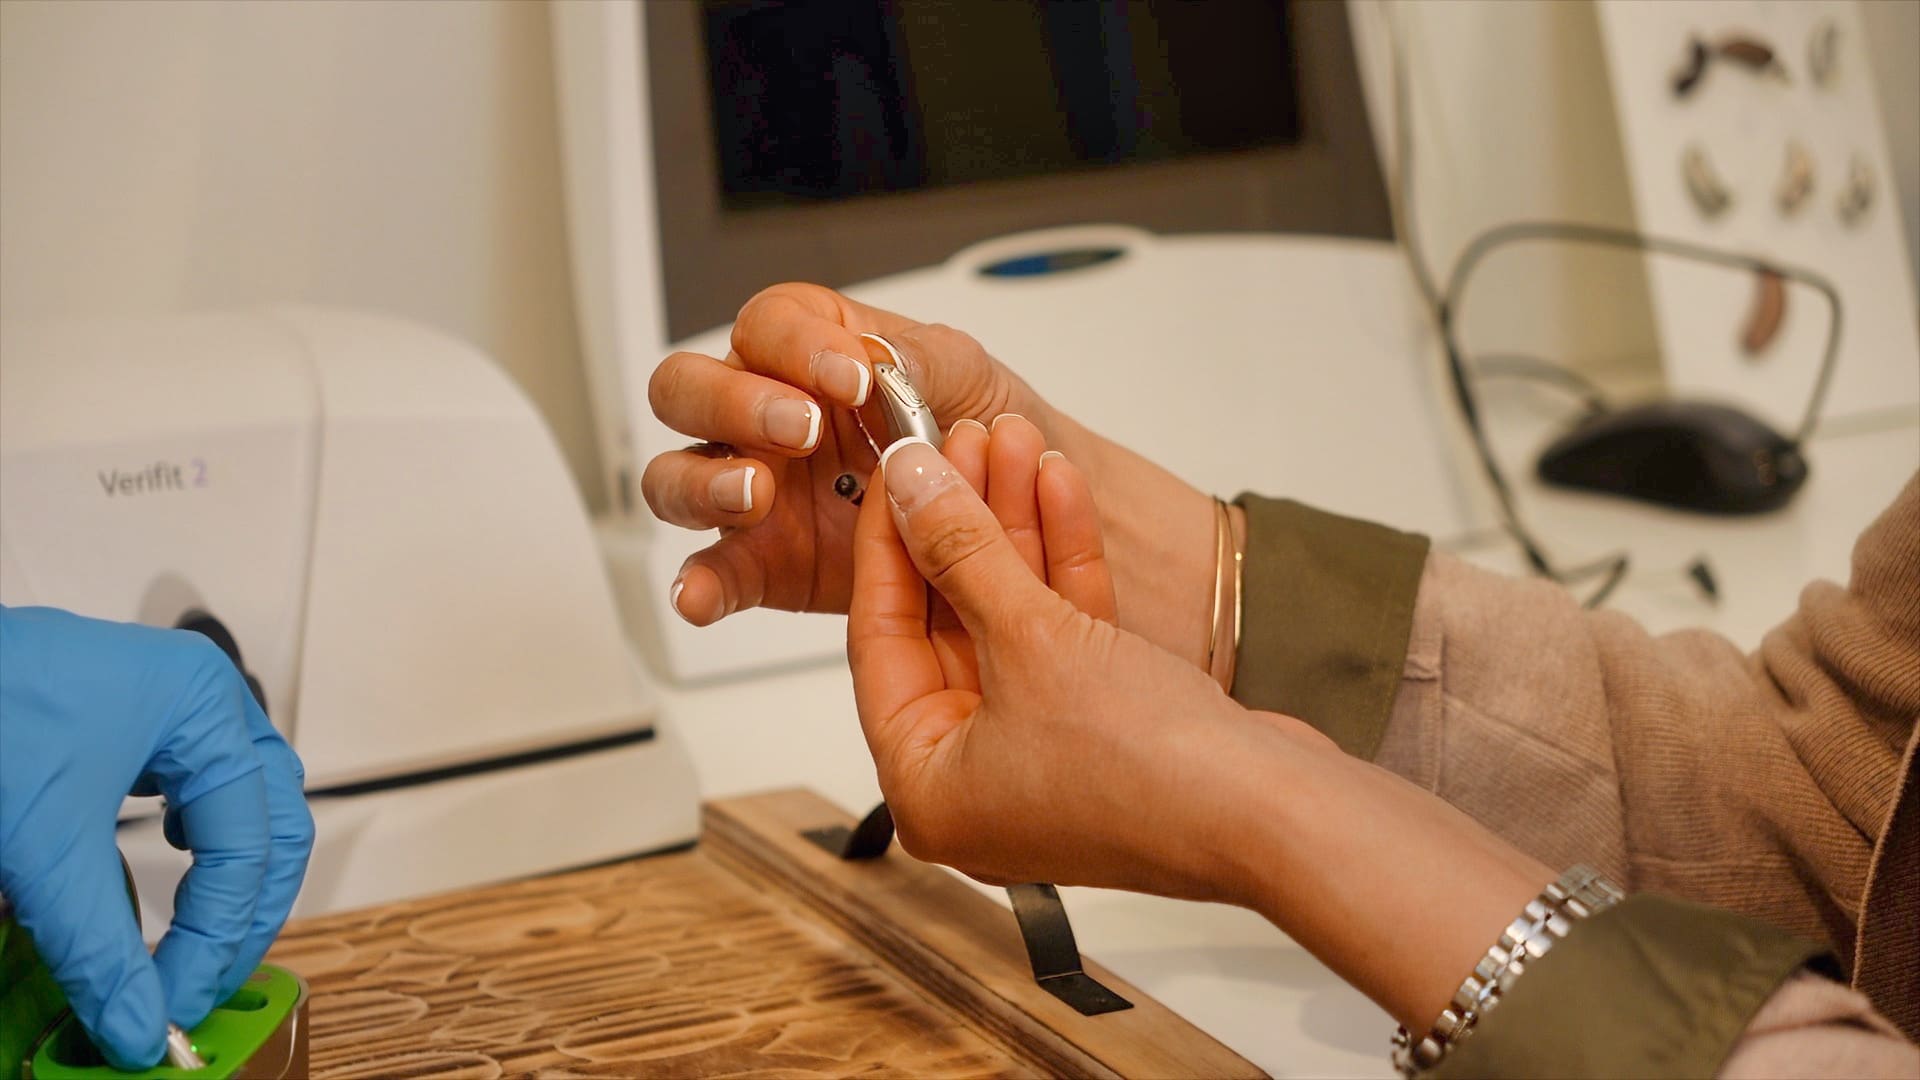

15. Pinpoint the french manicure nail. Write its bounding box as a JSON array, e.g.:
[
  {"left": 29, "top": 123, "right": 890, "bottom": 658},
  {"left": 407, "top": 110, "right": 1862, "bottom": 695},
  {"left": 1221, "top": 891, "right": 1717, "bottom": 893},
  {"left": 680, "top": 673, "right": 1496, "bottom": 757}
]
[
  {"left": 949, "top": 417, "right": 989, "bottom": 438},
  {"left": 881, "top": 437, "right": 962, "bottom": 512},
  {"left": 765, "top": 398, "right": 821, "bottom": 450},
  {"left": 812, "top": 349, "right": 870, "bottom": 407},
  {"left": 990, "top": 412, "right": 1027, "bottom": 430},
  {"left": 711, "top": 465, "right": 754, "bottom": 513}
]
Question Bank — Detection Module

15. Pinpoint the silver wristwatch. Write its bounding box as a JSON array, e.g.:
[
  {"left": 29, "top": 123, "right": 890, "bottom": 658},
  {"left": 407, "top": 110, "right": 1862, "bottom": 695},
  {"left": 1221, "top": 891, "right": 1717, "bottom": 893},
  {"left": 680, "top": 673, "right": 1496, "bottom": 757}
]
[{"left": 1391, "top": 865, "right": 1625, "bottom": 1077}]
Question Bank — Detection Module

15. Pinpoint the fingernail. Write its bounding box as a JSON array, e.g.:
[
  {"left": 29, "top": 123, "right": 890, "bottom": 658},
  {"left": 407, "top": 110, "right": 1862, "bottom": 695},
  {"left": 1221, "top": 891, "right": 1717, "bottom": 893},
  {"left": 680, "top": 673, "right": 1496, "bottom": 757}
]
[
  {"left": 881, "top": 437, "right": 962, "bottom": 513},
  {"left": 949, "top": 417, "right": 988, "bottom": 438},
  {"left": 1039, "top": 450, "right": 1065, "bottom": 469},
  {"left": 990, "top": 412, "right": 1027, "bottom": 430},
  {"left": 765, "top": 398, "right": 821, "bottom": 450},
  {"left": 812, "top": 349, "right": 870, "bottom": 407},
  {"left": 711, "top": 465, "right": 754, "bottom": 513}
]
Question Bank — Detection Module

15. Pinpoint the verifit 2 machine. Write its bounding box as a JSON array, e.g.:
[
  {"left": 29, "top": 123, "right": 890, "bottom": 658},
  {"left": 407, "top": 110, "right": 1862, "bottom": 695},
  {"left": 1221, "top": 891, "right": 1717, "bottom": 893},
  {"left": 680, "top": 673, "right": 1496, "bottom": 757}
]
[{"left": 0, "top": 308, "right": 700, "bottom": 930}]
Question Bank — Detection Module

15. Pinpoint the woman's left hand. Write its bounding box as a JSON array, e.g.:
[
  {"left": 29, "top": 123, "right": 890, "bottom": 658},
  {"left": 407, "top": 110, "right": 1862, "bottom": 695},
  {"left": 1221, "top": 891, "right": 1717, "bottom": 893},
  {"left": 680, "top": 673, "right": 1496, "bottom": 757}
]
[
  {"left": 847, "top": 417, "right": 1555, "bottom": 1033},
  {"left": 846, "top": 415, "right": 1308, "bottom": 901}
]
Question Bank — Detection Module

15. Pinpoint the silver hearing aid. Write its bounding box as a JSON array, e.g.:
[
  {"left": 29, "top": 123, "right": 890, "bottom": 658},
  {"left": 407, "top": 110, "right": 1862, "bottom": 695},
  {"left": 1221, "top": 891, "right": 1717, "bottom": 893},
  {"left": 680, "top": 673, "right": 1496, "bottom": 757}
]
[{"left": 859, "top": 332, "right": 942, "bottom": 450}]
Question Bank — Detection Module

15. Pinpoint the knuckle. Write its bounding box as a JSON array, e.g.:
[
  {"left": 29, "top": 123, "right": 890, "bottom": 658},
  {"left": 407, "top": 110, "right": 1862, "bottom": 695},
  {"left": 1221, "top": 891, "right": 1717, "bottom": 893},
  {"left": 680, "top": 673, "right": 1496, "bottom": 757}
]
[
  {"left": 908, "top": 322, "right": 980, "bottom": 357},
  {"left": 639, "top": 456, "right": 683, "bottom": 522},
  {"left": 734, "top": 284, "right": 818, "bottom": 338},
  {"left": 1007, "top": 602, "right": 1076, "bottom": 657},
  {"left": 917, "top": 515, "right": 998, "bottom": 579},
  {"left": 999, "top": 610, "right": 1050, "bottom": 658},
  {"left": 1050, "top": 544, "right": 1104, "bottom": 576},
  {"left": 889, "top": 808, "right": 952, "bottom": 865},
  {"left": 280, "top": 742, "right": 309, "bottom": 785},
  {"left": 282, "top": 802, "right": 317, "bottom": 851},
  {"left": 754, "top": 281, "right": 835, "bottom": 311},
  {"left": 901, "top": 323, "right": 1008, "bottom": 418},
  {"left": 174, "top": 633, "right": 244, "bottom": 690},
  {"left": 646, "top": 352, "right": 701, "bottom": 418}
]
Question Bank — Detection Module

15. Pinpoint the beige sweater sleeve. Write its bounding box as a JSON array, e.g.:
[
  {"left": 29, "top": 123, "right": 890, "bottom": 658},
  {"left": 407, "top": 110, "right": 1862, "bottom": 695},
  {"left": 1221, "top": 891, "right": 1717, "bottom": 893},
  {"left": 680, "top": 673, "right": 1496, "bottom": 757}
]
[
  {"left": 1233, "top": 473, "right": 1920, "bottom": 1076},
  {"left": 1376, "top": 473, "right": 1920, "bottom": 954},
  {"left": 1719, "top": 973, "right": 1919, "bottom": 1079}
]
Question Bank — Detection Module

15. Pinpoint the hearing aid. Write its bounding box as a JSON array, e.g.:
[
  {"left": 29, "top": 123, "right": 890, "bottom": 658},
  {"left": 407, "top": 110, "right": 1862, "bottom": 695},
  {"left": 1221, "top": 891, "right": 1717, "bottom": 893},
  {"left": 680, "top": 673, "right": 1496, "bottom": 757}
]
[
  {"left": 859, "top": 332, "right": 943, "bottom": 450},
  {"left": 835, "top": 332, "right": 943, "bottom": 504}
]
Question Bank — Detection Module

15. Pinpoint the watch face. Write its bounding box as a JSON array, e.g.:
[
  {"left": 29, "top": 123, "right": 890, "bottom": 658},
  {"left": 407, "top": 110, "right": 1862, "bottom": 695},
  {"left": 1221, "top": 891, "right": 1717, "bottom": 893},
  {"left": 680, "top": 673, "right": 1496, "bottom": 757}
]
[{"left": 874, "top": 362, "right": 925, "bottom": 409}]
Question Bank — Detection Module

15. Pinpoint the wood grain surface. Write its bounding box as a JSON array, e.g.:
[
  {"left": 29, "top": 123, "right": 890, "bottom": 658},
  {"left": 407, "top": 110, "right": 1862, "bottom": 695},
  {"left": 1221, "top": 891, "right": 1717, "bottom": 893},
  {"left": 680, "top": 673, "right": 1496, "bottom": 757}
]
[{"left": 267, "top": 788, "right": 1264, "bottom": 1079}]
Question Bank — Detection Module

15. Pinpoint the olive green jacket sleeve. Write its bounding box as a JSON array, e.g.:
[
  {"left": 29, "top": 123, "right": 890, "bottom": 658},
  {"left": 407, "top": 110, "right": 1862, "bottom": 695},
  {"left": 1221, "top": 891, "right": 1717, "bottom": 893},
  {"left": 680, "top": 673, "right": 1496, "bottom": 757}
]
[
  {"left": 1226, "top": 496, "right": 1427, "bottom": 758},
  {"left": 1432, "top": 895, "right": 1850, "bottom": 1080},
  {"left": 1230, "top": 480, "right": 1920, "bottom": 1076}
]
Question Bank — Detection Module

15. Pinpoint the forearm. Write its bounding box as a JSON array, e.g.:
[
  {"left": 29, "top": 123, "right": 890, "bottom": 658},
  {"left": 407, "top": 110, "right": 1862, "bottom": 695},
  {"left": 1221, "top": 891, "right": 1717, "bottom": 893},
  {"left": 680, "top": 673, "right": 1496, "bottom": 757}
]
[
  {"left": 1199, "top": 712, "right": 1553, "bottom": 1032},
  {"left": 1183, "top": 710, "right": 1914, "bottom": 1080},
  {"left": 1232, "top": 478, "right": 1918, "bottom": 952}
]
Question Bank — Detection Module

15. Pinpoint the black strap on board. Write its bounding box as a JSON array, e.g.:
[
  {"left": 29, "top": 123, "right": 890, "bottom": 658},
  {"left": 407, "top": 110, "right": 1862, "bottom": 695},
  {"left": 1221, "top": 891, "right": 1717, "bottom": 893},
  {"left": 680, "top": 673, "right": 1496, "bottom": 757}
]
[
  {"left": 803, "top": 800, "right": 1133, "bottom": 1016},
  {"left": 1005, "top": 882, "right": 1132, "bottom": 1014},
  {"left": 801, "top": 800, "right": 897, "bottom": 861}
]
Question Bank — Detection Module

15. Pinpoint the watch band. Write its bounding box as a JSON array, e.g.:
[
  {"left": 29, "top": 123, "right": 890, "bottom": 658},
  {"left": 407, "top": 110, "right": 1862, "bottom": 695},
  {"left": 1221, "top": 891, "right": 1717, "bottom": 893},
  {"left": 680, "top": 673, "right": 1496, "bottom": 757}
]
[{"left": 1392, "top": 864, "right": 1625, "bottom": 1077}]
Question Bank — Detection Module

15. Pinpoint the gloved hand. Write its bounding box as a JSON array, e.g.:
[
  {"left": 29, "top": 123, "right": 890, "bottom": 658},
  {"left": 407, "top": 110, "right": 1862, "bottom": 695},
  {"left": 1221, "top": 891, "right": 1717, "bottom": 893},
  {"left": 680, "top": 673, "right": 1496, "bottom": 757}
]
[{"left": 0, "top": 606, "right": 314, "bottom": 1069}]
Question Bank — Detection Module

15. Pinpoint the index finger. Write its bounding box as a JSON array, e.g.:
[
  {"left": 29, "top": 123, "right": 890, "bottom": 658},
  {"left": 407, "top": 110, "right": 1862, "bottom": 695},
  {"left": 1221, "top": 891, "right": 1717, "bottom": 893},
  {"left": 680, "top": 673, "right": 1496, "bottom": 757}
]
[
  {"left": 143, "top": 650, "right": 272, "bottom": 1029},
  {"left": 153, "top": 773, "right": 271, "bottom": 1027},
  {"left": 209, "top": 700, "right": 313, "bottom": 1005},
  {"left": 731, "top": 285, "right": 916, "bottom": 408},
  {"left": 847, "top": 465, "right": 946, "bottom": 756}
]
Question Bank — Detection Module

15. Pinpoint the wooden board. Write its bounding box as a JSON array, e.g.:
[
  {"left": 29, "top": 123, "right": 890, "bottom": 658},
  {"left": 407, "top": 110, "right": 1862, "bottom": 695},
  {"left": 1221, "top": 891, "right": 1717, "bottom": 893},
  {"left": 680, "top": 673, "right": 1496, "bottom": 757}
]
[{"left": 267, "top": 788, "right": 1263, "bottom": 1079}]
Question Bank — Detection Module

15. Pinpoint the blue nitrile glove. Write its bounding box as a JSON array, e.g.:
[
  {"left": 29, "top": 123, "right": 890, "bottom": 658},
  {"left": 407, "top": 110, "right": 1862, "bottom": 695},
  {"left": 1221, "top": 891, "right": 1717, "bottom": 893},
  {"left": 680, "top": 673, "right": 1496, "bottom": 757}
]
[{"left": 0, "top": 606, "right": 314, "bottom": 1069}]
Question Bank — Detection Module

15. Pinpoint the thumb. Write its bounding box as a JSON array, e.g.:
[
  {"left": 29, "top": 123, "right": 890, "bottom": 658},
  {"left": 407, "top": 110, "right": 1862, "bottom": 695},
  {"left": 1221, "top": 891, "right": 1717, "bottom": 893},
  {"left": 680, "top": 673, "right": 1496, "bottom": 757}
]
[
  {"left": 868, "top": 322, "right": 1028, "bottom": 428},
  {"left": 879, "top": 437, "right": 1052, "bottom": 633}
]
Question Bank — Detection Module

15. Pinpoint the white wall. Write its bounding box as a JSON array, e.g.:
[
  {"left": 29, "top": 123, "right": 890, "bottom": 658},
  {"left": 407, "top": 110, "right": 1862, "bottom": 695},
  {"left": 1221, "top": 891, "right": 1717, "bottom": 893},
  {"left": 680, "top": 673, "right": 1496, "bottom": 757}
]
[
  {"left": 1860, "top": 0, "right": 1920, "bottom": 297},
  {"left": 1350, "top": 0, "right": 1662, "bottom": 365},
  {"left": 0, "top": 0, "right": 607, "bottom": 508},
  {"left": 2, "top": 0, "right": 1912, "bottom": 518}
]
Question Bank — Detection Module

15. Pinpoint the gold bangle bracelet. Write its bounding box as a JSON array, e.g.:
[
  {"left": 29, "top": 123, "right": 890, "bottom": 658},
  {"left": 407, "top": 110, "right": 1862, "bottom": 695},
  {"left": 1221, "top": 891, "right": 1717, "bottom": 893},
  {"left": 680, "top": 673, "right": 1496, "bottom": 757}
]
[
  {"left": 1226, "top": 501, "right": 1244, "bottom": 692},
  {"left": 1207, "top": 498, "right": 1239, "bottom": 690},
  {"left": 1205, "top": 498, "right": 1226, "bottom": 677}
]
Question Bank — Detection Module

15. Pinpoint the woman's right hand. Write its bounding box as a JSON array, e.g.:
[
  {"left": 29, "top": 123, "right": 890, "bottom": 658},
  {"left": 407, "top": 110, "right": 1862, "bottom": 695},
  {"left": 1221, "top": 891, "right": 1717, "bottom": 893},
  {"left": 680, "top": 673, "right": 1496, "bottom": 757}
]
[
  {"left": 641, "top": 282, "right": 1224, "bottom": 671},
  {"left": 642, "top": 283, "right": 1051, "bottom": 627}
]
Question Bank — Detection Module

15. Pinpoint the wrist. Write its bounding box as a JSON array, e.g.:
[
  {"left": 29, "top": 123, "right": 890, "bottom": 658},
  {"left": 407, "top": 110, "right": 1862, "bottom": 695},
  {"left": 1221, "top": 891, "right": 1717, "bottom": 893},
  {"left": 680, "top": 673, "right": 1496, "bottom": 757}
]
[
  {"left": 1130, "top": 698, "right": 1297, "bottom": 904},
  {"left": 1219, "top": 725, "right": 1555, "bottom": 1031}
]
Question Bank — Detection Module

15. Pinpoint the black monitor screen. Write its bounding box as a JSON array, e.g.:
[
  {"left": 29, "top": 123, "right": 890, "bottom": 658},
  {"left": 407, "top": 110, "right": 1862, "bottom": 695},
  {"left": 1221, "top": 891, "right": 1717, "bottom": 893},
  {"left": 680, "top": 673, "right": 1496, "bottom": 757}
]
[{"left": 702, "top": 0, "right": 1301, "bottom": 206}]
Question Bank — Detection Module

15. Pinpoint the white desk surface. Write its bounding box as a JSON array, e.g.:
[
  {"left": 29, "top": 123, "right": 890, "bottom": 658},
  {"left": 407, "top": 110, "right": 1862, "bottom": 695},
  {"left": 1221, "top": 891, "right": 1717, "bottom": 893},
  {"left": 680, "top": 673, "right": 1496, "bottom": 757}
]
[{"left": 648, "top": 235, "right": 1919, "bottom": 1077}]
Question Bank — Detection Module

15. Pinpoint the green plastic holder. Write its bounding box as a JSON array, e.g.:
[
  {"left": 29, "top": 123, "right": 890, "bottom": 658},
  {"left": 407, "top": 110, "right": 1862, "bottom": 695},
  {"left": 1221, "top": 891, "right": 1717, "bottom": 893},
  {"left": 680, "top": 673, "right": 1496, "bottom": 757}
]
[
  {"left": 2, "top": 897, "right": 307, "bottom": 1080},
  {"left": 25, "top": 966, "right": 307, "bottom": 1080}
]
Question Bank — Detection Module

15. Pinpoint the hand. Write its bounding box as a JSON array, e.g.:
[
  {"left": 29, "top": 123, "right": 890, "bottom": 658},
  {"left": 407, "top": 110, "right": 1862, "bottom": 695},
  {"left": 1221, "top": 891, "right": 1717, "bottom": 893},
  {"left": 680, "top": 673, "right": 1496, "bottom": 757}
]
[
  {"left": 846, "top": 426, "right": 1555, "bottom": 1032},
  {"left": 846, "top": 418, "right": 1268, "bottom": 899},
  {"left": 642, "top": 284, "right": 1224, "bottom": 671},
  {"left": 642, "top": 283, "right": 1048, "bottom": 627},
  {"left": 0, "top": 607, "right": 314, "bottom": 1069}
]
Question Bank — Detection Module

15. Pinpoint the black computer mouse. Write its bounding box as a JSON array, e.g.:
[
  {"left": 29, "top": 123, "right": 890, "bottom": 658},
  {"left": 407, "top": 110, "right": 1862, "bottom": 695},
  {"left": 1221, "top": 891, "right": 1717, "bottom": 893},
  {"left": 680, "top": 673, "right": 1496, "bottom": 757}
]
[{"left": 1536, "top": 400, "right": 1807, "bottom": 514}]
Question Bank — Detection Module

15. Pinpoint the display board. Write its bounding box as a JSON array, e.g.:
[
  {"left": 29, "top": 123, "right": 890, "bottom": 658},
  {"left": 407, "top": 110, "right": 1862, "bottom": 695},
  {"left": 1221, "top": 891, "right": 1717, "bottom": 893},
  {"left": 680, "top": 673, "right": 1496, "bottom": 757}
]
[{"left": 1594, "top": 0, "right": 1920, "bottom": 430}]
